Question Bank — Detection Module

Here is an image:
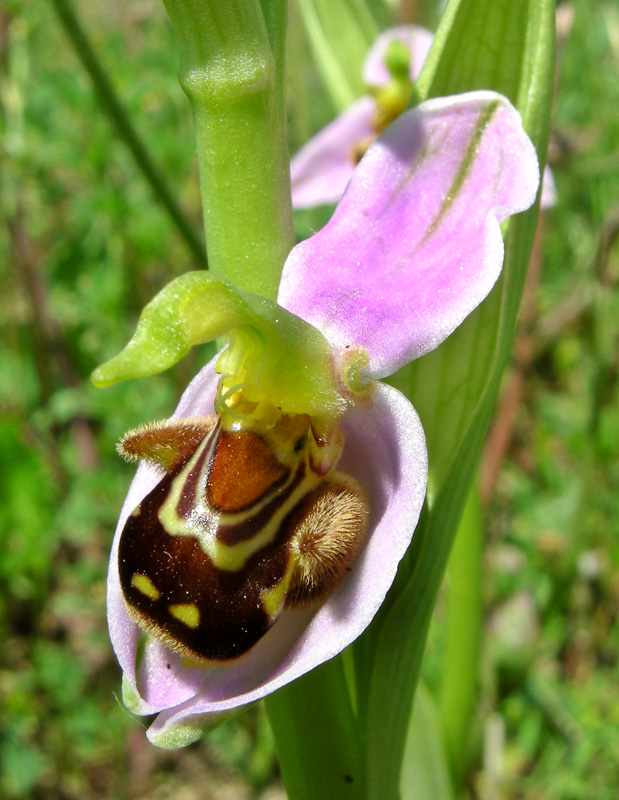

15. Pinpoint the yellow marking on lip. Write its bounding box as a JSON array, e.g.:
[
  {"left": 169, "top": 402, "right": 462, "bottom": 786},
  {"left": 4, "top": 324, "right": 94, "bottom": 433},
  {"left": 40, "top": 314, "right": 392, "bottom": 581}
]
[
  {"left": 262, "top": 556, "right": 296, "bottom": 619},
  {"left": 131, "top": 573, "right": 160, "bottom": 600},
  {"left": 169, "top": 603, "right": 200, "bottom": 628},
  {"left": 131, "top": 504, "right": 141, "bottom": 517},
  {"left": 180, "top": 656, "right": 210, "bottom": 670}
]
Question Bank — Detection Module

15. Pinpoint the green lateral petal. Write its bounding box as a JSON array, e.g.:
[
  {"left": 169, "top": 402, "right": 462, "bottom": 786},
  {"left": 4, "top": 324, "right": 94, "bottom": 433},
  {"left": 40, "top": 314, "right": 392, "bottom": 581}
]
[{"left": 92, "top": 272, "right": 344, "bottom": 420}]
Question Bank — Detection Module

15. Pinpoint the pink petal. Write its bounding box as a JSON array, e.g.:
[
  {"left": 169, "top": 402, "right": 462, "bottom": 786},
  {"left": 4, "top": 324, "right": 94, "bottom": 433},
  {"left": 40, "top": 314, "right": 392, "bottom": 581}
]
[
  {"left": 113, "top": 368, "right": 428, "bottom": 745},
  {"left": 541, "top": 164, "right": 557, "bottom": 209},
  {"left": 290, "top": 97, "right": 376, "bottom": 209},
  {"left": 362, "top": 25, "right": 434, "bottom": 86},
  {"left": 278, "top": 91, "right": 540, "bottom": 380}
]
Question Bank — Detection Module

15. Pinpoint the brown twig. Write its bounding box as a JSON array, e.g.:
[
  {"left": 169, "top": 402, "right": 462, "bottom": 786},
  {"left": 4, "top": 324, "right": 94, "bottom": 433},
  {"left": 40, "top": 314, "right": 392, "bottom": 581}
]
[
  {"left": 479, "top": 216, "right": 543, "bottom": 506},
  {"left": 8, "top": 209, "right": 100, "bottom": 472}
]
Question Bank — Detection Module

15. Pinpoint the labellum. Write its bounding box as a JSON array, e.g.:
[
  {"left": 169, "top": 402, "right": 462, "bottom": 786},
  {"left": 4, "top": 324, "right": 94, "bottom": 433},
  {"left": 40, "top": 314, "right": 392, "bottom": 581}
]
[{"left": 116, "top": 395, "right": 369, "bottom": 664}]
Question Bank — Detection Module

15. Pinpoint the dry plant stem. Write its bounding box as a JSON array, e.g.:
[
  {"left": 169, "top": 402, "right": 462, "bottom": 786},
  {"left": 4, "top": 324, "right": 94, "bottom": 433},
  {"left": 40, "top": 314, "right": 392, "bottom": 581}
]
[
  {"left": 8, "top": 209, "right": 100, "bottom": 473},
  {"left": 594, "top": 202, "right": 619, "bottom": 283},
  {"left": 49, "top": 0, "right": 208, "bottom": 269},
  {"left": 479, "top": 211, "right": 544, "bottom": 506},
  {"left": 481, "top": 199, "right": 619, "bottom": 503},
  {"left": 398, "top": 0, "right": 421, "bottom": 24}
]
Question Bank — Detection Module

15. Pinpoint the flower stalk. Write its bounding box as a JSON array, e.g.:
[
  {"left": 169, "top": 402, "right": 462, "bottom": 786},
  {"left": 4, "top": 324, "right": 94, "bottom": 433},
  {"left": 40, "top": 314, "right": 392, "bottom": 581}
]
[
  {"left": 162, "top": 0, "right": 294, "bottom": 299},
  {"left": 265, "top": 658, "right": 368, "bottom": 800}
]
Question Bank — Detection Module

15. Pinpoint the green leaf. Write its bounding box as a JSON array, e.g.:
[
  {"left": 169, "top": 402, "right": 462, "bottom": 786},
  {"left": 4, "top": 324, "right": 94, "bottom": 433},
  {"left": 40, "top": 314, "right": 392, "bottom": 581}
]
[
  {"left": 358, "top": 0, "right": 555, "bottom": 797},
  {"left": 400, "top": 683, "right": 455, "bottom": 800},
  {"left": 296, "top": 0, "right": 380, "bottom": 111},
  {"left": 265, "top": 657, "right": 368, "bottom": 800},
  {"left": 415, "top": 0, "right": 536, "bottom": 103}
]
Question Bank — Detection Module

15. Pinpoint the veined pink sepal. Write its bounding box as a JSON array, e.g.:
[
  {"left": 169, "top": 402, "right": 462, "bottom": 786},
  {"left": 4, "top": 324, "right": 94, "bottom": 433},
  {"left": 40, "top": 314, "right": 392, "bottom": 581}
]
[{"left": 280, "top": 91, "right": 539, "bottom": 379}]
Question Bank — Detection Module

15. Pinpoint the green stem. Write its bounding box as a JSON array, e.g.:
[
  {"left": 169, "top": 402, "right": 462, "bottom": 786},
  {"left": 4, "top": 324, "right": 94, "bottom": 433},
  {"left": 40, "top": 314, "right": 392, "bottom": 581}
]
[
  {"left": 265, "top": 657, "right": 368, "bottom": 800},
  {"left": 162, "top": 0, "right": 294, "bottom": 299},
  {"left": 49, "top": 0, "right": 207, "bottom": 268},
  {"left": 438, "top": 484, "right": 483, "bottom": 787}
]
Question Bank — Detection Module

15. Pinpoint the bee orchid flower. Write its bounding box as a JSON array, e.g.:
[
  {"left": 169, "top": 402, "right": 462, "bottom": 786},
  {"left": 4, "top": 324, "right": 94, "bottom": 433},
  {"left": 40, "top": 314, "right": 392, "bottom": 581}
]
[
  {"left": 291, "top": 25, "right": 556, "bottom": 210},
  {"left": 95, "top": 90, "right": 539, "bottom": 748}
]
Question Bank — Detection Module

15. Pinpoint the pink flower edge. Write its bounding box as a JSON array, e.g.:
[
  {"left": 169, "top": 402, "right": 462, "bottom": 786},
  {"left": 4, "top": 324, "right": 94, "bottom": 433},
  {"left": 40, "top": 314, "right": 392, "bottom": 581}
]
[
  {"left": 107, "top": 358, "right": 427, "bottom": 747},
  {"left": 290, "top": 25, "right": 555, "bottom": 213},
  {"left": 290, "top": 97, "right": 376, "bottom": 209}
]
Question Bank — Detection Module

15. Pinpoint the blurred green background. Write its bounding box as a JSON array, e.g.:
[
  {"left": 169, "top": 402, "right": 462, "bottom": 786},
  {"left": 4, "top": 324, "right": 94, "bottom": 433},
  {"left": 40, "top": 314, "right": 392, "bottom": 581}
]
[{"left": 1, "top": 0, "right": 618, "bottom": 797}]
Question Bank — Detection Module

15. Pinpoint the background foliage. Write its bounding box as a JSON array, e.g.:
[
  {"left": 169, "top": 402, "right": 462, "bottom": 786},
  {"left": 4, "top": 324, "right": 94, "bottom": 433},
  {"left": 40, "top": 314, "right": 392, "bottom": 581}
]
[{"left": 1, "top": 0, "right": 618, "bottom": 797}]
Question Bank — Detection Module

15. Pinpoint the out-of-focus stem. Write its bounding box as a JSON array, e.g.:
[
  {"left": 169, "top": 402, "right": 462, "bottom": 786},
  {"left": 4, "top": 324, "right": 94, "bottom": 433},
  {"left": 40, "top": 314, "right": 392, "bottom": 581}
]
[
  {"left": 438, "top": 485, "right": 483, "bottom": 785},
  {"left": 49, "top": 0, "right": 208, "bottom": 268}
]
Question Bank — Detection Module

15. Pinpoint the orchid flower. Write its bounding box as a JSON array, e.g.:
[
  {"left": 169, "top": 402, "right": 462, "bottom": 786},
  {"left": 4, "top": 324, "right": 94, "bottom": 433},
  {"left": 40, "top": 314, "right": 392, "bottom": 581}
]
[
  {"left": 291, "top": 25, "right": 556, "bottom": 210},
  {"left": 93, "top": 90, "right": 539, "bottom": 748}
]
